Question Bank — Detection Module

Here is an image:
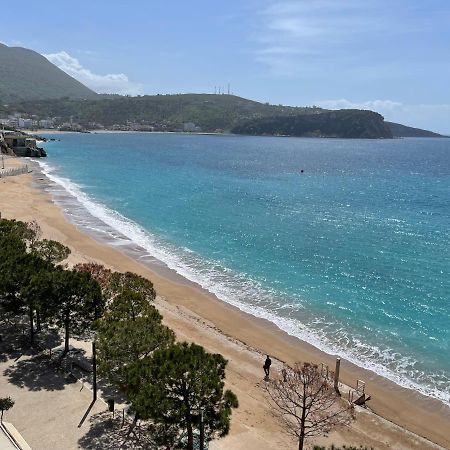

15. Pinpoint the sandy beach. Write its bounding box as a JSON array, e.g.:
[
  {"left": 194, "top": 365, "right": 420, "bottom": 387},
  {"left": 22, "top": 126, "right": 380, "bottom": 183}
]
[{"left": 1, "top": 159, "right": 449, "bottom": 449}]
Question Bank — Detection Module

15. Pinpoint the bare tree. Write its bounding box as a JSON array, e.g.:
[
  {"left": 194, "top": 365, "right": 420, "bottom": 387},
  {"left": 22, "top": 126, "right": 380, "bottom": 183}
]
[{"left": 263, "top": 362, "right": 354, "bottom": 450}]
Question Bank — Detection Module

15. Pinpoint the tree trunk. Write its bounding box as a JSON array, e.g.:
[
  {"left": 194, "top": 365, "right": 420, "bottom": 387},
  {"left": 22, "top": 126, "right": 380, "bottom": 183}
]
[
  {"left": 28, "top": 306, "right": 34, "bottom": 346},
  {"left": 185, "top": 407, "right": 193, "bottom": 450},
  {"left": 299, "top": 378, "right": 307, "bottom": 450},
  {"left": 199, "top": 411, "right": 204, "bottom": 450},
  {"left": 63, "top": 313, "right": 70, "bottom": 357},
  {"left": 36, "top": 309, "right": 41, "bottom": 332}
]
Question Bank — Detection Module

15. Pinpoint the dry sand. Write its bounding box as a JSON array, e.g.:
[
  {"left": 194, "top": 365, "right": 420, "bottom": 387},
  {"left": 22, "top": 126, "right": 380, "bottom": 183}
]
[{"left": 1, "top": 163, "right": 449, "bottom": 449}]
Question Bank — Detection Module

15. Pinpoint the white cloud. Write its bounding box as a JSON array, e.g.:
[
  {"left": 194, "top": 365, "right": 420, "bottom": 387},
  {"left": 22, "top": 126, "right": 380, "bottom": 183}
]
[
  {"left": 254, "top": 0, "right": 423, "bottom": 76},
  {"left": 314, "top": 99, "right": 450, "bottom": 134},
  {"left": 316, "top": 99, "right": 403, "bottom": 112},
  {"left": 254, "top": 0, "right": 376, "bottom": 75},
  {"left": 44, "top": 51, "right": 143, "bottom": 95}
]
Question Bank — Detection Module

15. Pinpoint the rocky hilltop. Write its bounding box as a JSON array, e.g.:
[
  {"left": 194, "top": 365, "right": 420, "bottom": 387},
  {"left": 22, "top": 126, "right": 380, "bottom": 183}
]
[{"left": 232, "top": 110, "right": 393, "bottom": 139}]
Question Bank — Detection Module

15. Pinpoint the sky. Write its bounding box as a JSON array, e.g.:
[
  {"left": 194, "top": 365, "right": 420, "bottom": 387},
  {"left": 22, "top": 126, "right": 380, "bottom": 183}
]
[{"left": 2, "top": 0, "right": 450, "bottom": 132}]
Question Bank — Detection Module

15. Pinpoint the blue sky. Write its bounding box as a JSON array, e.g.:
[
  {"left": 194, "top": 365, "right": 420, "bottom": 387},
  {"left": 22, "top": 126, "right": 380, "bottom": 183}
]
[{"left": 2, "top": 0, "right": 450, "bottom": 132}]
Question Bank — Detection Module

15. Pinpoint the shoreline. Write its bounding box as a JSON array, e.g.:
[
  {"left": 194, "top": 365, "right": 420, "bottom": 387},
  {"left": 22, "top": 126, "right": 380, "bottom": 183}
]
[
  {"left": 1, "top": 162, "right": 449, "bottom": 448},
  {"left": 35, "top": 156, "right": 449, "bottom": 407}
]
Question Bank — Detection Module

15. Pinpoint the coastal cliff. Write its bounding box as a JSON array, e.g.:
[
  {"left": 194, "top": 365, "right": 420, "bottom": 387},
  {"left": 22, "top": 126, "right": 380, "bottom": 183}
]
[{"left": 231, "top": 110, "right": 393, "bottom": 139}]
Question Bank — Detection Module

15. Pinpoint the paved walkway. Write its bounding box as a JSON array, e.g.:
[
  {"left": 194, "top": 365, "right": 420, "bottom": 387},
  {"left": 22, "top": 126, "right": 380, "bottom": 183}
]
[
  {"left": 0, "top": 329, "right": 106, "bottom": 450},
  {"left": 0, "top": 425, "right": 18, "bottom": 450}
]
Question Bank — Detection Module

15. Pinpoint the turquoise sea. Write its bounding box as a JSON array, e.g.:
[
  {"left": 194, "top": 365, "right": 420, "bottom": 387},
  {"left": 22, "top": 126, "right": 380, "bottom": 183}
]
[{"left": 39, "top": 133, "right": 450, "bottom": 405}]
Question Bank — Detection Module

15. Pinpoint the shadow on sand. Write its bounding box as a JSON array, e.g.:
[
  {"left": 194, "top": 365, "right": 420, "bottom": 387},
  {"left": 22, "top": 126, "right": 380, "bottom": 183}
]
[
  {"left": 3, "top": 353, "right": 73, "bottom": 391},
  {"left": 78, "top": 411, "right": 154, "bottom": 450},
  {"left": 1, "top": 323, "right": 71, "bottom": 391}
]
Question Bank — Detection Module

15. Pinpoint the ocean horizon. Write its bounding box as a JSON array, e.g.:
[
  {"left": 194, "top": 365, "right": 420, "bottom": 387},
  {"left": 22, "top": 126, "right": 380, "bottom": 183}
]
[{"left": 37, "top": 132, "right": 450, "bottom": 406}]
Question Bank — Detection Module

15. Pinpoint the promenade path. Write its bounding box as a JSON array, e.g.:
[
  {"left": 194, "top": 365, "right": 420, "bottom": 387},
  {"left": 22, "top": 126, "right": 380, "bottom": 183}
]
[{"left": 0, "top": 329, "right": 105, "bottom": 450}]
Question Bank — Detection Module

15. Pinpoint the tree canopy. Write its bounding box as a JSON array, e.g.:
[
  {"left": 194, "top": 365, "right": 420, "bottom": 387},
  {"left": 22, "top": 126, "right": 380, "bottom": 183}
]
[
  {"left": 96, "top": 289, "right": 174, "bottom": 390},
  {"left": 126, "top": 342, "right": 238, "bottom": 449},
  {"left": 109, "top": 271, "right": 156, "bottom": 301},
  {"left": 48, "top": 268, "right": 103, "bottom": 355},
  {"left": 32, "top": 238, "right": 71, "bottom": 264}
]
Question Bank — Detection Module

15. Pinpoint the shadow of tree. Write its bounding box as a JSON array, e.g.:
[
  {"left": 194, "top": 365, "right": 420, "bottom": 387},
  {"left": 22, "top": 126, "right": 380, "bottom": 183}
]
[
  {"left": 0, "top": 329, "right": 36, "bottom": 364},
  {"left": 78, "top": 411, "right": 156, "bottom": 449},
  {"left": 0, "top": 321, "right": 62, "bottom": 363},
  {"left": 36, "top": 327, "right": 63, "bottom": 350},
  {"left": 96, "top": 377, "right": 128, "bottom": 404},
  {"left": 3, "top": 353, "right": 73, "bottom": 391}
]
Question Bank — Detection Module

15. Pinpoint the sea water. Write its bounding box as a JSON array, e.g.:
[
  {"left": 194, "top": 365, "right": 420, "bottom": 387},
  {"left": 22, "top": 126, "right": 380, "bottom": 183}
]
[{"left": 38, "top": 133, "right": 449, "bottom": 405}]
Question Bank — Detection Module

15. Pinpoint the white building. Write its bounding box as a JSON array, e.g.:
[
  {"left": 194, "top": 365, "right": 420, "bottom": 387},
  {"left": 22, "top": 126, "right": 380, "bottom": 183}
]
[
  {"left": 18, "top": 118, "right": 33, "bottom": 129},
  {"left": 39, "top": 119, "right": 54, "bottom": 128}
]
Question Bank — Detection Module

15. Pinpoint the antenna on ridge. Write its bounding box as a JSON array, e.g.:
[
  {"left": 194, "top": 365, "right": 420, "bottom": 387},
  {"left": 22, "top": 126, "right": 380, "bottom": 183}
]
[{"left": 227, "top": 83, "right": 230, "bottom": 95}]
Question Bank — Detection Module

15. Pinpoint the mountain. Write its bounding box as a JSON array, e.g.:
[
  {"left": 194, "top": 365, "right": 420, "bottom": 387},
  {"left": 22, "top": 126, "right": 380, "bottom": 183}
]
[
  {"left": 0, "top": 43, "right": 97, "bottom": 102},
  {"left": 0, "top": 44, "right": 441, "bottom": 138},
  {"left": 231, "top": 110, "right": 393, "bottom": 139},
  {"left": 386, "top": 121, "right": 445, "bottom": 138}
]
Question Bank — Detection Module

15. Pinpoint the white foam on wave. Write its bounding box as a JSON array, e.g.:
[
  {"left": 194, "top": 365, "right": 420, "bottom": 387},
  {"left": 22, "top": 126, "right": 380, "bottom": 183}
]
[{"left": 36, "top": 159, "right": 450, "bottom": 407}]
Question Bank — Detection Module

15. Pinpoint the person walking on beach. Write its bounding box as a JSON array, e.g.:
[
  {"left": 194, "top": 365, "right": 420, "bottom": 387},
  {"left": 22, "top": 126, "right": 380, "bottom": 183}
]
[{"left": 263, "top": 355, "right": 272, "bottom": 380}]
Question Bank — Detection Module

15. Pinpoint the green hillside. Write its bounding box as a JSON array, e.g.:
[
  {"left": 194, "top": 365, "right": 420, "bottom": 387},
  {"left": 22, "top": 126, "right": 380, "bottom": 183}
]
[
  {"left": 4, "top": 94, "right": 324, "bottom": 130},
  {"left": 0, "top": 43, "right": 97, "bottom": 102},
  {"left": 0, "top": 44, "right": 444, "bottom": 139},
  {"left": 232, "top": 110, "right": 393, "bottom": 139}
]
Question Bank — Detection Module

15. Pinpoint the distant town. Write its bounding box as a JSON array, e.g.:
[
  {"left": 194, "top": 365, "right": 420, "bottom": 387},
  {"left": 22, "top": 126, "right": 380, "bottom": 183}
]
[{"left": 0, "top": 112, "right": 205, "bottom": 133}]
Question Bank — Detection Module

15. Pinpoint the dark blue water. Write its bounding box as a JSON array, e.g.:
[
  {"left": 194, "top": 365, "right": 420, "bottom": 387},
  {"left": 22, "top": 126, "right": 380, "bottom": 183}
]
[{"left": 39, "top": 133, "right": 450, "bottom": 404}]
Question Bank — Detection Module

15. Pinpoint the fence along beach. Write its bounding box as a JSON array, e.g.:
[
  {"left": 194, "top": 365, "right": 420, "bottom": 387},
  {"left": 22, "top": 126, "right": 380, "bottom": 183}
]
[{"left": 0, "top": 164, "right": 30, "bottom": 178}]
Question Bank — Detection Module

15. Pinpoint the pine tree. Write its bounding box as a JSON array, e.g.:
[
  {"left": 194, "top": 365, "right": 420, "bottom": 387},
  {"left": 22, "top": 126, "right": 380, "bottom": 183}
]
[
  {"left": 47, "top": 269, "right": 103, "bottom": 356},
  {"left": 32, "top": 239, "right": 71, "bottom": 264},
  {"left": 0, "top": 234, "right": 53, "bottom": 345},
  {"left": 126, "top": 342, "right": 238, "bottom": 450},
  {"left": 96, "top": 289, "right": 174, "bottom": 391},
  {"left": 109, "top": 271, "right": 156, "bottom": 301}
]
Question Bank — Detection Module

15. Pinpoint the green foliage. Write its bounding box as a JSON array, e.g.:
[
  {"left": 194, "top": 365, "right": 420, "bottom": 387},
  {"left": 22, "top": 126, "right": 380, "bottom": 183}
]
[
  {"left": 232, "top": 110, "right": 393, "bottom": 139},
  {"left": 0, "top": 231, "right": 52, "bottom": 343},
  {"left": 46, "top": 268, "right": 103, "bottom": 354},
  {"left": 0, "top": 42, "right": 97, "bottom": 102},
  {"left": 5, "top": 94, "right": 324, "bottom": 131},
  {"left": 0, "top": 218, "right": 238, "bottom": 449},
  {"left": 109, "top": 271, "right": 156, "bottom": 302},
  {"left": 96, "top": 290, "right": 174, "bottom": 390},
  {"left": 126, "top": 342, "right": 238, "bottom": 449},
  {"left": 31, "top": 239, "right": 71, "bottom": 264},
  {"left": 0, "top": 397, "right": 14, "bottom": 421},
  {"left": 0, "top": 218, "right": 40, "bottom": 247}
]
